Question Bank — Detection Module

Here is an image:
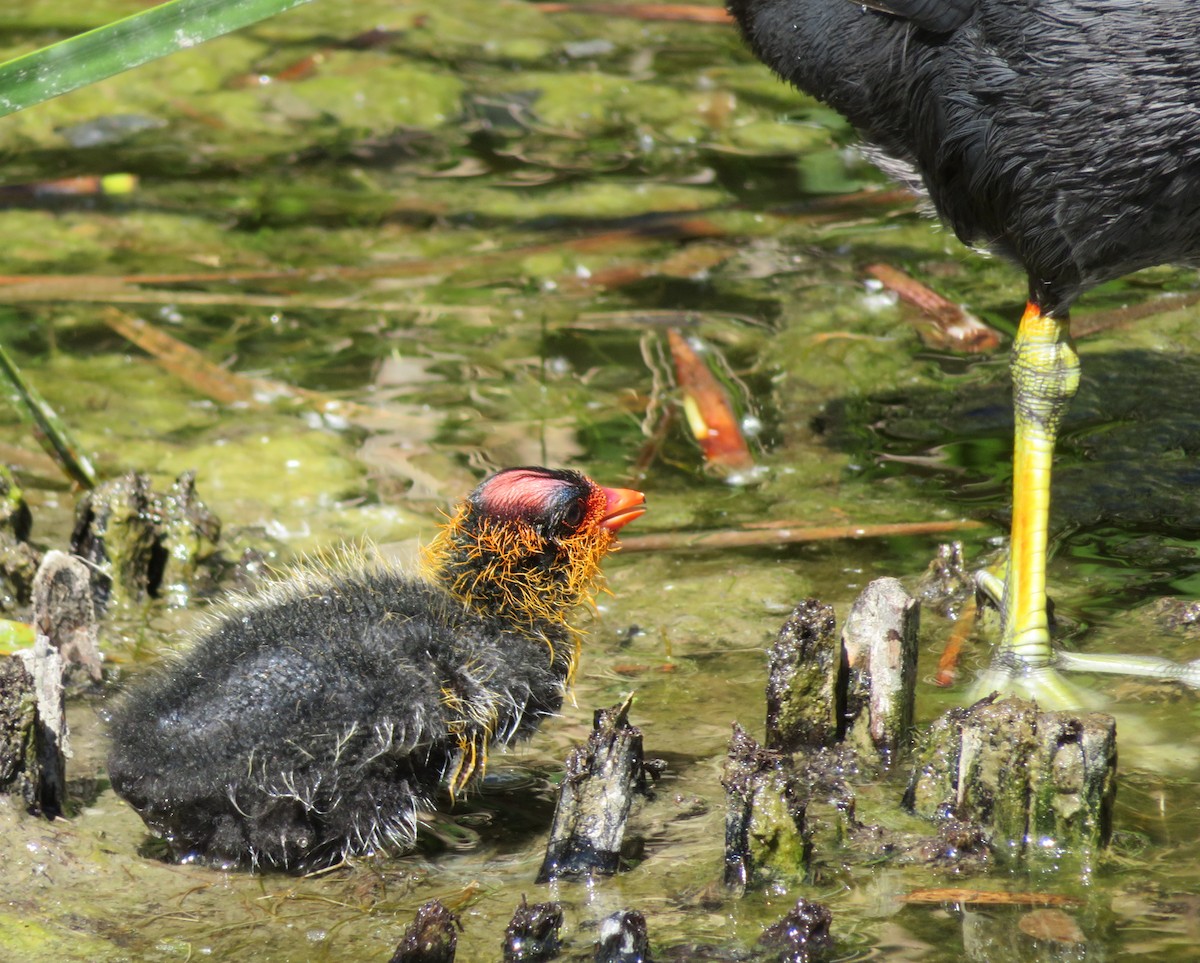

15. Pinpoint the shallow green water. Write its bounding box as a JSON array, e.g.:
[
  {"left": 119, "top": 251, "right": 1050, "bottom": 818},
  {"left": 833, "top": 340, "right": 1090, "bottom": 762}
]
[{"left": 2, "top": 1, "right": 1200, "bottom": 960}]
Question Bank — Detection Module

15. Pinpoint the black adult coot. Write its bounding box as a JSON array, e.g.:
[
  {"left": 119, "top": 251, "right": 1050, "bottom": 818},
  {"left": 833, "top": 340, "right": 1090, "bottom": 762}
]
[
  {"left": 107, "top": 467, "right": 645, "bottom": 870},
  {"left": 727, "top": 0, "right": 1200, "bottom": 700}
]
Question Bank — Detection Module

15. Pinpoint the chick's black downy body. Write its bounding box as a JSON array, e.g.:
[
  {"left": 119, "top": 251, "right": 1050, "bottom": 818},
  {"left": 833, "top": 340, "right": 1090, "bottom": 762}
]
[
  {"left": 730, "top": 0, "right": 1200, "bottom": 313},
  {"left": 107, "top": 468, "right": 644, "bottom": 869},
  {"left": 108, "top": 570, "right": 568, "bottom": 868}
]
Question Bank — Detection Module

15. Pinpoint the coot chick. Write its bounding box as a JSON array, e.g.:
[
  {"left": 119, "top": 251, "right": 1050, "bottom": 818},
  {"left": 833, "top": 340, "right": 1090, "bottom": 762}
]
[
  {"left": 727, "top": 0, "right": 1200, "bottom": 701},
  {"left": 107, "top": 467, "right": 645, "bottom": 870}
]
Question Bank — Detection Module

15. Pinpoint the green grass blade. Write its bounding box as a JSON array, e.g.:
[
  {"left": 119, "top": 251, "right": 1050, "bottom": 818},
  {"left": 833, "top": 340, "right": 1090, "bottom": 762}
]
[
  {"left": 0, "top": 344, "right": 97, "bottom": 489},
  {"left": 0, "top": 0, "right": 315, "bottom": 118}
]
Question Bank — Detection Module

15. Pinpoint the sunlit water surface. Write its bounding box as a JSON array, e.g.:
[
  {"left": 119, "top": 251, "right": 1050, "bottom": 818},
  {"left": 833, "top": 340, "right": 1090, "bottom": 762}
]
[{"left": 2, "top": 2, "right": 1200, "bottom": 959}]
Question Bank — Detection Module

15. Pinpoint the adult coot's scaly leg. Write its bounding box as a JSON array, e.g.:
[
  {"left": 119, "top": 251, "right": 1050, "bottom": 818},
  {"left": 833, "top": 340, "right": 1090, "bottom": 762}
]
[
  {"left": 976, "top": 303, "right": 1200, "bottom": 699},
  {"left": 972, "top": 304, "right": 1089, "bottom": 705}
]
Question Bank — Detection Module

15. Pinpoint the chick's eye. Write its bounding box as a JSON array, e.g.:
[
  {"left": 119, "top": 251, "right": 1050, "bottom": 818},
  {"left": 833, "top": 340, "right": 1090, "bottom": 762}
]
[{"left": 559, "top": 498, "right": 586, "bottom": 532}]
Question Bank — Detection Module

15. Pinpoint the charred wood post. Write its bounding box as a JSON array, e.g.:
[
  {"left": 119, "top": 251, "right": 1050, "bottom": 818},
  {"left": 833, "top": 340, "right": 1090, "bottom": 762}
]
[
  {"left": 11, "top": 550, "right": 99, "bottom": 815},
  {"left": 71, "top": 472, "right": 163, "bottom": 611},
  {"left": 158, "top": 470, "right": 222, "bottom": 606},
  {"left": 594, "top": 910, "right": 651, "bottom": 963},
  {"left": 1029, "top": 710, "right": 1116, "bottom": 854},
  {"left": 537, "top": 697, "right": 647, "bottom": 882},
  {"left": 8, "top": 637, "right": 64, "bottom": 817},
  {"left": 0, "top": 550, "right": 100, "bottom": 815},
  {"left": 71, "top": 470, "right": 219, "bottom": 611},
  {"left": 765, "top": 599, "right": 841, "bottom": 752},
  {"left": 0, "top": 656, "right": 40, "bottom": 808},
  {"left": 32, "top": 551, "right": 101, "bottom": 682},
  {"left": 734, "top": 581, "right": 1115, "bottom": 883},
  {"left": 723, "top": 723, "right": 809, "bottom": 889},
  {"left": 904, "top": 696, "right": 1116, "bottom": 863},
  {"left": 842, "top": 577, "right": 919, "bottom": 765},
  {"left": 504, "top": 896, "right": 563, "bottom": 962},
  {"left": 756, "top": 897, "right": 834, "bottom": 963},
  {"left": 389, "top": 901, "right": 460, "bottom": 963},
  {"left": 0, "top": 465, "right": 39, "bottom": 610}
]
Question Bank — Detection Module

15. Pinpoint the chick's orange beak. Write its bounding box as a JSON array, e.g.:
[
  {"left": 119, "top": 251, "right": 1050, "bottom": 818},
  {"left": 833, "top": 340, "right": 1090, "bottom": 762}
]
[{"left": 598, "top": 485, "right": 646, "bottom": 534}]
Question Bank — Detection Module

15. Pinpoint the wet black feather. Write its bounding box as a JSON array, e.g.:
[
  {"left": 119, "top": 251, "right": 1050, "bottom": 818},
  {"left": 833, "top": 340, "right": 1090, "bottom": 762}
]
[{"left": 727, "top": 0, "right": 1200, "bottom": 314}]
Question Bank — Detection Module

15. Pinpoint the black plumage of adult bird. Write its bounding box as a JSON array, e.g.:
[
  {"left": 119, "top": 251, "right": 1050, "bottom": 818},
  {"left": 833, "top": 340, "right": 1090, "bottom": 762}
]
[
  {"left": 727, "top": 0, "right": 1200, "bottom": 702},
  {"left": 106, "top": 467, "right": 645, "bottom": 870}
]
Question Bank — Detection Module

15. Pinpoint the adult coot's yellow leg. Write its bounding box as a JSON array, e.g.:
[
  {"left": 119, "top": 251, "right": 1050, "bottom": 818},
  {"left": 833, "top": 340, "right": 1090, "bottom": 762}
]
[
  {"left": 975, "top": 305, "right": 1200, "bottom": 702},
  {"left": 972, "top": 304, "right": 1090, "bottom": 705}
]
